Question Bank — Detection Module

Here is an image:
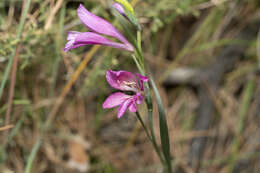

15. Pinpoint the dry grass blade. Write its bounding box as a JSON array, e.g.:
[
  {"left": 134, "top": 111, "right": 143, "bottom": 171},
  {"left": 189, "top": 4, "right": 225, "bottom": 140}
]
[
  {"left": 0, "top": 125, "right": 14, "bottom": 132},
  {"left": 44, "top": 0, "right": 64, "bottom": 30},
  {"left": 257, "top": 29, "right": 260, "bottom": 69},
  {"left": 3, "top": 42, "right": 22, "bottom": 146}
]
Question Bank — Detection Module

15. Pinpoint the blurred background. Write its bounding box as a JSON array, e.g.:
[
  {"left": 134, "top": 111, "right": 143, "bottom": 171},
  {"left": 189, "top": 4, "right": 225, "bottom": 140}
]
[{"left": 0, "top": 0, "right": 260, "bottom": 172}]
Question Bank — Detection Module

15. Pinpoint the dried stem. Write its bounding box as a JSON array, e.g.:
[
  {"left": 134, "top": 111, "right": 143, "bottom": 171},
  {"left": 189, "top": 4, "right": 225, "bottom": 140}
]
[{"left": 3, "top": 43, "right": 22, "bottom": 146}]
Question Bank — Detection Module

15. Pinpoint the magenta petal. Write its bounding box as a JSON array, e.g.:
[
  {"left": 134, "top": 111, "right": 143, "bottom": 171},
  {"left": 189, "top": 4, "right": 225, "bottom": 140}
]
[
  {"left": 117, "top": 98, "right": 132, "bottom": 118},
  {"left": 128, "top": 101, "right": 137, "bottom": 112},
  {"left": 135, "top": 92, "right": 143, "bottom": 104},
  {"left": 77, "top": 4, "right": 133, "bottom": 51},
  {"left": 103, "top": 92, "right": 130, "bottom": 109},
  {"left": 106, "top": 70, "right": 139, "bottom": 91},
  {"left": 112, "top": 3, "right": 126, "bottom": 16},
  {"left": 136, "top": 73, "right": 149, "bottom": 91},
  {"left": 64, "top": 31, "right": 132, "bottom": 52},
  {"left": 136, "top": 73, "right": 149, "bottom": 82},
  {"left": 64, "top": 31, "right": 81, "bottom": 51}
]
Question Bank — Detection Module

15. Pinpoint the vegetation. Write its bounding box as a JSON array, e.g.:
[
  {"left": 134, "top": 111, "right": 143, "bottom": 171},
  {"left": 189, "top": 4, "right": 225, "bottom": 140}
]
[{"left": 0, "top": 0, "right": 259, "bottom": 172}]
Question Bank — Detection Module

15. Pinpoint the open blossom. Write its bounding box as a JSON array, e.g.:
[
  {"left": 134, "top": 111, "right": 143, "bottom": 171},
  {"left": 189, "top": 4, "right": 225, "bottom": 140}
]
[
  {"left": 64, "top": 4, "right": 133, "bottom": 52},
  {"left": 103, "top": 70, "right": 148, "bottom": 118}
]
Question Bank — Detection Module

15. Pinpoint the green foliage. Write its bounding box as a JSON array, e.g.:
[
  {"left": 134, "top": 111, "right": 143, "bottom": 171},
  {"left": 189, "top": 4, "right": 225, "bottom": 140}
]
[{"left": 141, "top": 0, "right": 209, "bottom": 32}]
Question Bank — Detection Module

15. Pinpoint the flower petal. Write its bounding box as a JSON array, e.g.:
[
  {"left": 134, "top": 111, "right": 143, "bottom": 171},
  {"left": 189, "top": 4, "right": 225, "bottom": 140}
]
[
  {"left": 128, "top": 100, "right": 137, "bottom": 112},
  {"left": 136, "top": 73, "right": 149, "bottom": 91},
  {"left": 106, "top": 70, "right": 139, "bottom": 91},
  {"left": 114, "top": 0, "right": 134, "bottom": 15},
  {"left": 77, "top": 4, "right": 133, "bottom": 51},
  {"left": 64, "top": 31, "right": 132, "bottom": 52},
  {"left": 135, "top": 92, "right": 143, "bottom": 104},
  {"left": 103, "top": 92, "right": 131, "bottom": 109},
  {"left": 117, "top": 98, "right": 132, "bottom": 118},
  {"left": 112, "top": 3, "right": 126, "bottom": 16}
]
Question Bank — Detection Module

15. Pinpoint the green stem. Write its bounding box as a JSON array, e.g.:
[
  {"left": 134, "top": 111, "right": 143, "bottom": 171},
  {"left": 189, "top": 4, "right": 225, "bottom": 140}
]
[
  {"left": 132, "top": 54, "right": 144, "bottom": 74},
  {"left": 145, "top": 84, "right": 166, "bottom": 165},
  {"left": 0, "top": 0, "right": 32, "bottom": 99},
  {"left": 25, "top": 138, "right": 42, "bottom": 173},
  {"left": 137, "top": 31, "right": 142, "bottom": 53},
  {"left": 133, "top": 30, "right": 172, "bottom": 172},
  {"left": 228, "top": 78, "right": 255, "bottom": 173},
  {"left": 136, "top": 30, "right": 145, "bottom": 69},
  {"left": 132, "top": 53, "right": 165, "bottom": 166},
  {"left": 135, "top": 111, "right": 152, "bottom": 141}
]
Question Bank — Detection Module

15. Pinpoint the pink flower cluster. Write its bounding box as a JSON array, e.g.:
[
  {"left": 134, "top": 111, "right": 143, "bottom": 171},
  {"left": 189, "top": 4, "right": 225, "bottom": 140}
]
[{"left": 64, "top": 5, "right": 147, "bottom": 118}]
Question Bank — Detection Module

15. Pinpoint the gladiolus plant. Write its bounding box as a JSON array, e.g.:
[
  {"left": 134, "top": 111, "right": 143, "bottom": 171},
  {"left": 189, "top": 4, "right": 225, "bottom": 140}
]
[{"left": 64, "top": 2, "right": 172, "bottom": 173}]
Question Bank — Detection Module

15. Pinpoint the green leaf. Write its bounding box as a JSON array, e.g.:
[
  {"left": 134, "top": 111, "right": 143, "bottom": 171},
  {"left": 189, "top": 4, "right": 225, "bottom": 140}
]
[
  {"left": 0, "top": 0, "right": 32, "bottom": 99},
  {"left": 124, "top": 8, "right": 141, "bottom": 31},
  {"left": 150, "top": 77, "right": 172, "bottom": 173},
  {"left": 111, "top": 9, "right": 137, "bottom": 49},
  {"left": 132, "top": 56, "right": 165, "bottom": 164},
  {"left": 145, "top": 82, "right": 165, "bottom": 165}
]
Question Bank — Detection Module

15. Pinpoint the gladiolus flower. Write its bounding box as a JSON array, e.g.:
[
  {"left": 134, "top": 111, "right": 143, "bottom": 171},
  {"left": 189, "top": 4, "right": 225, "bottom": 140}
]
[
  {"left": 103, "top": 70, "right": 148, "bottom": 118},
  {"left": 64, "top": 4, "right": 133, "bottom": 52}
]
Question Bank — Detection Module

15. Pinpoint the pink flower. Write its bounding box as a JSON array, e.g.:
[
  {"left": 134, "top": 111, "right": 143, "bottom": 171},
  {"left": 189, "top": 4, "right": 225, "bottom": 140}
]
[
  {"left": 64, "top": 4, "right": 133, "bottom": 52},
  {"left": 103, "top": 70, "right": 148, "bottom": 118}
]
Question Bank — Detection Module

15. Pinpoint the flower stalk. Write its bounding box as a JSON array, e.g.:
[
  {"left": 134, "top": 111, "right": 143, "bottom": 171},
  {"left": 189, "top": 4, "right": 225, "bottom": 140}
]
[
  {"left": 112, "top": 2, "right": 173, "bottom": 170},
  {"left": 63, "top": 3, "right": 172, "bottom": 172},
  {"left": 132, "top": 22, "right": 172, "bottom": 173}
]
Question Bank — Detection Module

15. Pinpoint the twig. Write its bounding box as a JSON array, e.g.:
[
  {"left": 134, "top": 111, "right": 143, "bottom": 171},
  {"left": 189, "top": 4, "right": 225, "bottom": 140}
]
[
  {"left": 257, "top": 29, "right": 260, "bottom": 69},
  {"left": 2, "top": 0, "right": 28, "bottom": 145},
  {"left": 0, "top": 0, "right": 31, "bottom": 99},
  {"left": 7, "top": 0, "right": 15, "bottom": 28},
  {"left": 3, "top": 43, "right": 22, "bottom": 145},
  {"left": 0, "top": 125, "right": 14, "bottom": 132},
  {"left": 25, "top": 45, "right": 100, "bottom": 172},
  {"left": 44, "top": 0, "right": 64, "bottom": 30}
]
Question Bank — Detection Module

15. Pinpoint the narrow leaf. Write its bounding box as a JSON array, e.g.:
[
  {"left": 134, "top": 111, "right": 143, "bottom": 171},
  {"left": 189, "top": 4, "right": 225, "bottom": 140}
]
[{"left": 150, "top": 77, "right": 172, "bottom": 173}]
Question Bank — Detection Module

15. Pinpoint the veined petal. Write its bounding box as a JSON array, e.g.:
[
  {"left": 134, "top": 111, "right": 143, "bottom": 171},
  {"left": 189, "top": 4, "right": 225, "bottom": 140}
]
[
  {"left": 106, "top": 70, "right": 139, "bottom": 92},
  {"left": 136, "top": 73, "right": 149, "bottom": 91},
  {"left": 103, "top": 92, "right": 131, "bottom": 109},
  {"left": 77, "top": 4, "right": 133, "bottom": 51},
  {"left": 64, "top": 31, "right": 132, "bottom": 52},
  {"left": 117, "top": 98, "right": 132, "bottom": 118}
]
